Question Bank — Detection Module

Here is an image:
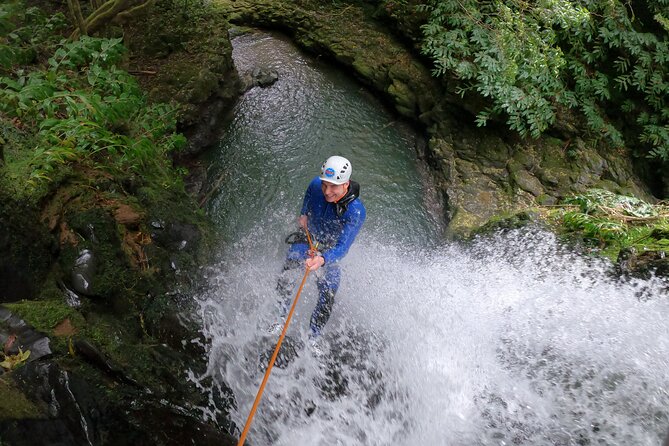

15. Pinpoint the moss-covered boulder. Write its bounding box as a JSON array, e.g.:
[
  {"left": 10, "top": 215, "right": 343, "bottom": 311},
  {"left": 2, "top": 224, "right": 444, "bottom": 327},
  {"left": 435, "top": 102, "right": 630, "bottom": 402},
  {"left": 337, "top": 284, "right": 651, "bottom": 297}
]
[{"left": 124, "top": 0, "right": 242, "bottom": 154}]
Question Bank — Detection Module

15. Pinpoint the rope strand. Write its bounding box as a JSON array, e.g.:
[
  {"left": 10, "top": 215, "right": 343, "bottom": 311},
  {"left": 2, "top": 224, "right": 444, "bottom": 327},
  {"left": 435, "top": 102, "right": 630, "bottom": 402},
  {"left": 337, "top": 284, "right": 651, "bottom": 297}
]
[{"left": 236, "top": 227, "right": 315, "bottom": 446}]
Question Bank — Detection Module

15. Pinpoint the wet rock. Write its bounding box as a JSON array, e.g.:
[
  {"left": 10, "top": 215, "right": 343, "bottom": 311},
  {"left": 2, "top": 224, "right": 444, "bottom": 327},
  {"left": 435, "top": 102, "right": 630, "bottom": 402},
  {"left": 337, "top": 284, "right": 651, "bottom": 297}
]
[
  {"left": 617, "top": 247, "right": 669, "bottom": 278},
  {"left": 126, "top": 399, "right": 237, "bottom": 446},
  {"left": 147, "top": 310, "right": 206, "bottom": 358},
  {"left": 241, "top": 66, "right": 279, "bottom": 90},
  {"left": 64, "top": 207, "right": 130, "bottom": 301},
  {"left": 253, "top": 66, "right": 279, "bottom": 87},
  {"left": 71, "top": 249, "right": 96, "bottom": 297},
  {"left": 84, "top": 223, "right": 98, "bottom": 243},
  {"left": 0, "top": 306, "right": 51, "bottom": 362},
  {"left": 258, "top": 335, "right": 302, "bottom": 369},
  {"left": 73, "top": 339, "right": 141, "bottom": 387},
  {"left": 650, "top": 227, "right": 669, "bottom": 239},
  {"left": 58, "top": 280, "right": 82, "bottom": 308},
  {"left": 317, "top": 330, "right": 386, "bottom": 408},
  {"left": 508, "top": 161, "right": 544, "bottom": 197},
  {"left": 387, "top": 78, "right": 417, "bottom": 117},
  {"left": 471, "top": 211, "right": 538, "bottom": 235},
  {"left": 2, "top": 359, "right": 237, "bottom": 446},
  {"left": 150, "top": 221, "right": 201, "bottom": 253},
  {"left": 5, "top": 362, "right": 103, "bottom": 446}
]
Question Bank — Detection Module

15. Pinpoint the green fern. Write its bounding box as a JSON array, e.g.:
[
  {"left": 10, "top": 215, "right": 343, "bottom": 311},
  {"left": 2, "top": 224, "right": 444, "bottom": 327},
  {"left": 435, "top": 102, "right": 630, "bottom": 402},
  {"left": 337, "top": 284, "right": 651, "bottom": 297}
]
[
  {"left": 416, "top": 0, "right": 669, "bottom": 160},
  {"left": 1, "top": 34, "right": 185, "bottom": 196},
  {"left": 559, "top": 189, "right": 669, "bottom": 254}
]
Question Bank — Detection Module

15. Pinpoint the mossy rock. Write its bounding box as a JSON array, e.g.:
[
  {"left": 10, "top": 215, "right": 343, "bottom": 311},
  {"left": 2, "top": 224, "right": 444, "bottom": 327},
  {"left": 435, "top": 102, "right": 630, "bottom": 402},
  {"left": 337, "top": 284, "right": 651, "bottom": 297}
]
[
  {"left": 446, "top": 207, "right": 483, "bottom": 238},
  {"left": 387, "top": 78, "right": 416, "bottom": 114},
  {"left": 471, "top": 211, "right": 538, "bottom": 236},
  {"left": 125, "top": 0, "right": 239, "bottom": 130},
  {"left": 61, "top": 208, "right": 130, "bottom": 301},
  {"left": 617, "top": 247, "right": 669, "bottom": 278},
  {"left": 0, "top": 378, "right": 43, "bottom": 419},
  {"left": 5, "top": 299, "right": 85, "bottom": 335}
]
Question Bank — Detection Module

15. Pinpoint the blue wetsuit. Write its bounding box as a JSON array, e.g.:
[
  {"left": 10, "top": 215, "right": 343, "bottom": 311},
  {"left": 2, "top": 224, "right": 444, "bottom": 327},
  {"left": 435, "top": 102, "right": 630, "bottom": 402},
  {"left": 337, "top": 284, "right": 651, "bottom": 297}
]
[{"left": 278, "top": 176, "right": 366, "bottom": 336}]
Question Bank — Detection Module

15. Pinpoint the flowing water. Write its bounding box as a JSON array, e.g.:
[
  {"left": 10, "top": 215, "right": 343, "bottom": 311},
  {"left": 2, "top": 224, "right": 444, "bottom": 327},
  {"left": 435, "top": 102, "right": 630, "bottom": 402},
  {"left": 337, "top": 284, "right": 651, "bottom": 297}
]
[{"left": 193, "top": 32, "right": 669, "bottom": 445}]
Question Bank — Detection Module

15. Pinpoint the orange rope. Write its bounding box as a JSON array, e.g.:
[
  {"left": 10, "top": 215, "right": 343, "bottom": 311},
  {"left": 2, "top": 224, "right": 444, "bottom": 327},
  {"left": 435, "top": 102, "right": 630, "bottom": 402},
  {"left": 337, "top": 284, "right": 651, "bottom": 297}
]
[{"left": 236, "top": 228, "right": 314, "bottom": 446}]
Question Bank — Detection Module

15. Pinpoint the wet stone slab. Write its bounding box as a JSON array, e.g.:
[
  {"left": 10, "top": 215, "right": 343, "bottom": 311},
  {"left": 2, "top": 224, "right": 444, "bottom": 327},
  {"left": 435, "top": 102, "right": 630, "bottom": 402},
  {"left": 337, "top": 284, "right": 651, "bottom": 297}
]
[{"left": 0, "top": 306, "right": 52, "bottom": 370}]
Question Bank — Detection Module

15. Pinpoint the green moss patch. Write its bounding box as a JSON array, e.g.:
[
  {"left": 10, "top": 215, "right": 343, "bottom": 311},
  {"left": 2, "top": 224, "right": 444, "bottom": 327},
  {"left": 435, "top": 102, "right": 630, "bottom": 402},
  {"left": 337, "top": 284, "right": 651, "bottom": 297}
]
[
  {"left": 5, "top": 300, "right": 85, "bottom": 334},
  {"left": 0, "top": 379, "right": 43, "bottom": 419}
]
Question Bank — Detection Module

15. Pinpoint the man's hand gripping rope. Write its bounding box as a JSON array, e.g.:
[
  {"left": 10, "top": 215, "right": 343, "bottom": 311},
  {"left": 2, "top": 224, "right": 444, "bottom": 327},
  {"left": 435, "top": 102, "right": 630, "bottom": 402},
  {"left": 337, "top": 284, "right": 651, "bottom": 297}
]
[{"left": 300, "top": 215, "right": 324, "bottom": 271}]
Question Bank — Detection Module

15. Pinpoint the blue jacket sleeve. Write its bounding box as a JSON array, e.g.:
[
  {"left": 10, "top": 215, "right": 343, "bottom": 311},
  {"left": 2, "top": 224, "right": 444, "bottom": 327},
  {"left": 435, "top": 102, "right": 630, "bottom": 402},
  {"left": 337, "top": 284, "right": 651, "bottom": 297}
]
[
  {"left": 300, "top": 177, "right": 319, "bottom": 216},
  {"left": 322, "top": 202, "right": 366, "bottom": 264}
]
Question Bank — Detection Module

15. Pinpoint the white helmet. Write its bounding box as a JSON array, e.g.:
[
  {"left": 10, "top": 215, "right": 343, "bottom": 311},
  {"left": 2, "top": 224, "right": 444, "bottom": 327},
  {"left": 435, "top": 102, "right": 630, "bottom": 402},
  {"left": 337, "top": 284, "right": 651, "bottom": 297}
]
[{"left": 320, "top": 156, "right": 352, "bottom": 185}]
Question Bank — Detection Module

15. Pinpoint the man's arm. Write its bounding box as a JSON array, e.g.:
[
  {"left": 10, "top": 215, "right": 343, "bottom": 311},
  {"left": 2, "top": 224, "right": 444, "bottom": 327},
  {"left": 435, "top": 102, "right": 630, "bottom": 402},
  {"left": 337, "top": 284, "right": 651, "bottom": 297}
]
[
  {"left": 300, "top": 177, "right": 319, "bottom": 217},
  {"left": 321, "top": 203, "right": 366, "bottom": 264}
]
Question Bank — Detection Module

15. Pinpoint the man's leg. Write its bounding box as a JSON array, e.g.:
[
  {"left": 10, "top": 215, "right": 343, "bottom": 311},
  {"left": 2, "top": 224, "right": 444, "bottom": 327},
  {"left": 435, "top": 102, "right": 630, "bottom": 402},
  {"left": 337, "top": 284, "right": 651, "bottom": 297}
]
[
  {"left": 276, "top": 243, "right": 309, "bottom": 316},
  {"left": 310, "top": 264, "right": 341, "bottom": 337}
]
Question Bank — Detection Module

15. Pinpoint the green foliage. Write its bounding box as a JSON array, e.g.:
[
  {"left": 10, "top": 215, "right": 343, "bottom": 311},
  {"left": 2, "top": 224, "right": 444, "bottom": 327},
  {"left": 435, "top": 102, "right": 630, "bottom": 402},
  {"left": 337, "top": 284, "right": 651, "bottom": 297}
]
[
  {"left": 563, "top": 188, "right": 659, "bottom": 218},
  {"left": 0, "top": 1, "right": 68, "bottom": 71},
  {"left": 416, "top": 0, "right": 669, "bottom": 160},
  {"left": 562, "top": 211, "right": 628, "bottom": 243},
  {"left": 0, "top": 35, "right": 187, "bottom": 197},
  {"left": 558, "top": 189, "right": 669, "bottom": 256}
]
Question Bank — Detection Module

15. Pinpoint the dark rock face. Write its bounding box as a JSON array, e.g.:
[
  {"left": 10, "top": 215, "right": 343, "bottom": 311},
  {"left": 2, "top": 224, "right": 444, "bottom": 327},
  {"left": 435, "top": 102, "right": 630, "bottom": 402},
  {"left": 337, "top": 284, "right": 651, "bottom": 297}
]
[
  {"left": 62, "top": 208, "right": 129, "bottom": 302},
  {"left": 0, "top": 265, "right": 36, "bottom": 303},
  {"left": 0, "top": 306, "right": 237, "bottom": 446},
  {"left": 8, "top": 362, "right": 103, "bottom": 446},
  {"left": 253, "top": 67, "right": 279, "bottom": 87},
  {"left": 179, "top": 93, "right": 238, "bottom": 157},
  {"left": 1, "top": 360, "right": 239, "bottom": 446},
  {"left": 150, "top": 221, "right": 202, "bottom": 253},
  {"left": 124, "top": 0, "right": 242, "bottom": 156},
  {"left": 617, "top": 247, "right": 669, "bottom": 278},
  {"left": 0, "top": 194, "right": 54, "bottom": 302},
  {"left": 123, "top": 402, "right": 238, "bottom": 446}
]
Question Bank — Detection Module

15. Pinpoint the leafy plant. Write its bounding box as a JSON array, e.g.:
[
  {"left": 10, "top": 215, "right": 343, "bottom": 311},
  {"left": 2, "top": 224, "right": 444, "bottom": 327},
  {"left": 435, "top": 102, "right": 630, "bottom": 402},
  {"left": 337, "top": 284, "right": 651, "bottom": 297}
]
[
  {"left": 0, "top": 348, "right": 30, "bottom": 370},
  {"left": 0, "top": 35, "right": 186, "bottom": 195},
  {"left": 563, "top": 189, "right": 660, "bottom": 218},
  {"left": 416, "top": 0, "right": 669, "bottom": 160},
  {"left": 0, "top": 2, "right": 68, "bottom": 72},
  {"left": 559, "top": 189, "right": 669, "bottom": 253}
]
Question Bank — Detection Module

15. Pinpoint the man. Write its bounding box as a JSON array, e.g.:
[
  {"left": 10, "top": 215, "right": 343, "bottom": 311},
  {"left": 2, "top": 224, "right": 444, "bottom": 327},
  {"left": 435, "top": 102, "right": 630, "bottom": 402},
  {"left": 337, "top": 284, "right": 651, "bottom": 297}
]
[{"left": 276, "top": 155, "right": 366, "bottom": 339}]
